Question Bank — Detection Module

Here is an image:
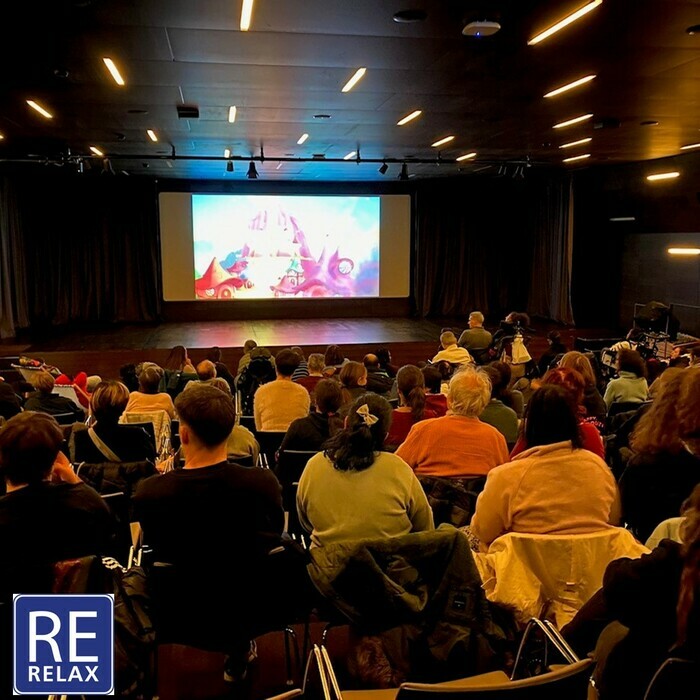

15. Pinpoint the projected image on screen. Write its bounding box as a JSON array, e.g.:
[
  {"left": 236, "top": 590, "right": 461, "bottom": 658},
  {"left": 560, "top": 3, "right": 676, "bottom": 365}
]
[{"left": 192, "top": 195, "right": 380, "bottom": 300}]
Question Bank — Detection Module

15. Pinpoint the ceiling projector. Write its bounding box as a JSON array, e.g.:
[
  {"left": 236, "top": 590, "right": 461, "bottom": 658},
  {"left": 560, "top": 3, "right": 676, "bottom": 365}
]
[{"left": 462, "top": 20, "right": 501, "bottom": 37}]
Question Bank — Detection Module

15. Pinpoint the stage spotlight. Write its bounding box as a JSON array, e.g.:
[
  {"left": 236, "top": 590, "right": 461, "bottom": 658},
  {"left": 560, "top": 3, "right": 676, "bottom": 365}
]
[
  {"left": 398, "top": 163, "right": 409, "bottom": 180},
  {"left": 226, "top": 160, "right": 233, "bottom": 172},
  {"left": 247, "top": 161, "right": 259, "bottom": 179},
  {"left": 378, "top": 161, "right": 388, "bottom": 175}
]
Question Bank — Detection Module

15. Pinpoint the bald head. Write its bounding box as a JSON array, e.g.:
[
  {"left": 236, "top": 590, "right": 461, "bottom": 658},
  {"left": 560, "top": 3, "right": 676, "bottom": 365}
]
[
  {"left": 447, "top": 366, "right": 491, "bottom": 417},
  {"left": 363, "top": 353, "right": 380, "bottom": 370},
  {"left": 196, "top": 360, "right": 217, "bottom": 381}
]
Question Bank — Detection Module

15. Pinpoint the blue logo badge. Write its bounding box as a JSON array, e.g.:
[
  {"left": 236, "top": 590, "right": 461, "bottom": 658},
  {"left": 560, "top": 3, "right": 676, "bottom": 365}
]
[{"left": 13, "top": 594, "right": 114, "bottom": 695}]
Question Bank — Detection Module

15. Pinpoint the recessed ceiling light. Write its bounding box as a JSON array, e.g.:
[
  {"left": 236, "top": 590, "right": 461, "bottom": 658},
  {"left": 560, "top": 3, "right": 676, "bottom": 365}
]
[
  {"left": 553, "top": 113, "right": 593, "bottom": 129},
  {"left": 562, "top": 153, "right": 591, "bottom": 163},
  {"left": 680, "top": 142, "right": 700, "bottom": 150},
  {"left": 393, "top": 9, "right": 427, "bottom": 23},
  {"left": 297, "top": 133, "right": 309, "bottom": 145},
  {"left": 397, "top": 110, "right": 422, "bottom": 126},
  {"left": 147, "top": 129, "right": 158, "bottom": 142},
  {"left": 240, "top": 0, "right": 254, "bottom": 31},
  {"left": 343, "top": 151, "right": 357, "bottom": 160},
  {"left": 26, "top": 100, "right": 53, "bottom": 119},
  {"left": 341, "top": 67, "right": 366, "bottom": 93},
  {"left": 646, "top": 171, "right": 679, "bottom": 181},
  {"left": 668, "top": 247, "right": 700, "bottom": 255},
  {"left": 431, "top": 135, "right": 455, "bottom": 148},
  {"left": 228, "top": 106, "right": 237, "bottom": 123},
  {"left": 89, "top": 146, "right": 104, "bottom": 156},
  {"left": 559, "top": 137, "right": 592, "bottom": 149},
  {"left": 102, "top": 57, "right": 125, "bottom": 86},
  {"left": 313, "top": 114, "right": 331, "bottom": 119},
  {"left": 528, "top": 0, "right": 603, "bottom": 45},
  {"left": 544, "top": 74, "right": 596, "bottom": 98},
  {"left": 456, "top": 152, "right": 477, "bottom": 161},
  {"left": 224, "top": 148, "right": 231, "bottom": 158},
  {"left": 609, "top": 217, "right": 635, "bottom": 222}
]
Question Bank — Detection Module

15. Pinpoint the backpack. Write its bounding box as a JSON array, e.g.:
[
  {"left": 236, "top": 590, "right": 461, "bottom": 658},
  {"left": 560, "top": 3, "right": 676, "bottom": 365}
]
[{"left": 236, "top": 355, "right": 276, "bottom": 415}]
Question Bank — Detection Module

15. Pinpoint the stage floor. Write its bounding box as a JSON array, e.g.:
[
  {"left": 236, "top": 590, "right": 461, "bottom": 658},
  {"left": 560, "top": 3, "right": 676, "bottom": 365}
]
[{"left": 18, "top": 317, "right": 447, "bottom": 353}]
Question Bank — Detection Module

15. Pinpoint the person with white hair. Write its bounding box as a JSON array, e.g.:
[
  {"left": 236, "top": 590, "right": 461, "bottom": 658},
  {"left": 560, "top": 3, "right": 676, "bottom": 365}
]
[
  {"left": 395, "top": 366, "right": 509, "bottom": 478},
  {"left": 458, "top": 311, "right": 493, "bottom": 351}
]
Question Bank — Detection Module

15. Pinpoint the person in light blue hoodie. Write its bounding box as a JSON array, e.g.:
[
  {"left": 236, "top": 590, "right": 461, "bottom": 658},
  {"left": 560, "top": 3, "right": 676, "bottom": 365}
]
[{"left": 603, "top": 348, "right": 649, "bottom": 409}]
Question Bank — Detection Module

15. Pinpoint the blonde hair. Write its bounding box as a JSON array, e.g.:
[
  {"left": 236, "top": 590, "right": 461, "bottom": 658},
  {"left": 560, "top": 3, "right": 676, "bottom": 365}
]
[
  {"left": 90, "top": 380, "right": 130, "bottom": 423},
  {"left": 440, "top": 331, "right": 458, "bottom": 347},
  {"left": 559, "top": 351, "right": 597, "bottom": 389},
  {"left": 31, "top": 370, "right": 55, "bottom": 395},
  {"left": 447, "top": 366, "right": 491, "bottom": 417}
]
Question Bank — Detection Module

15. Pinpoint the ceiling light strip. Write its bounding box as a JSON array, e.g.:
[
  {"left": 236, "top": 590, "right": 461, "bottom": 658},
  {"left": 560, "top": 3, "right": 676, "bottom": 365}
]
[
  {"left": 102, "top": 57, "right": 125, "bottom": 86},
  {"left": 680, "top": 142, "right": 700, "bottom": 151},
  {"left": 228, "top": 106, "right": 237, "bottom": 123},
  {"left": 553, "top": 113, "right": 593, "bottom": 129},
  {"left": 528, "top": 0, "right": 603, "bottom": 45},
  {"left": 562, "top": 153, "right": 590, "bottom": 163},
  {"left": 668, "top": 247, "right": 700, "bottom": 255},
  {"left": 341, "top": 67, "right": 366, "bottom": 93},
  {"left": 147, "top": 129, "right": 158, "bottom": 142},
  {"left": 343, "top": 151, "right": 357, "bottom": 160},
  {"left": 646, "top": 172, "right": 679, "bottom": 181},
  {"left": 89, "top": 146, "right": 104, "bottom": 156},
  {"left": 431, "top": 135, "right": 454, "bottom": 148},
  {"left": 544, "top": 74, "right": 596, "bottom": 98},
  {"left": 26, "top": 100, "right": 53, "bottom": 119},
  {"left": 240, "top": 0, "right": 254, "bottom": 31},
  {"left": 397, "top": 110, "right": 422, "bottom": 126},
  {"left": 297, "top": 133, "right": 309, "bottom": 145},
  {"left": 456, "top": 152, "right": 477, "bottom": 161},
  {"left": 559, "top": 137, "right": 592, "bottom": 149}
]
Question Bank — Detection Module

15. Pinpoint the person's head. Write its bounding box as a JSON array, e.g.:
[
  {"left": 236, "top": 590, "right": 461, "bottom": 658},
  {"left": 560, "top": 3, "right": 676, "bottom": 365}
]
[
  {"left": 207, "top": 377, "right": 232, "bottom": 395},
  {"left": 616, "top": 348, "right": 647, "bottom": 378},
  {"left": 275, "top": 349, "right": 301, "bottom": 378},
  {"left": 440, "top": 331, "right": 458, "bottom": 349},
  {"left": 469, "top": 311, "right": 485, "bottom": 328},
  {"left": 86, "top": 375, "right": 102, "bottom": 393},
  {"left": 0, "top": 412, "right": 63, "bottom": 487},
  {"left": 138, "top": 365, "right": 164, "bottom": 394},
  {"left": 679, "top": 370, "right": 700, "bottom": 453},
  {"left": 31, "top": 371, "right": 55, "bottom": 396},
  {"left": 339, "top": 361, "right": 367, "bottom": 391},
  {"left": 559, "top": 351, "right": 597, "bottom": 389},
  {"left": 436, "top": 360, "right": 454, "bottom": 382},
  {"left": 307, "top": 353, "right": 325, "bottom": 376},
  {"left": 525, "top": 384, "right": 583, "bottom": 449},
  {"left": 396, "top": 365, "right": 427, "bottom": 420},
  {"left": 313, "top": 379, "right": 343, "bottom": 415},
  {"left": 481, "top": 366, "right": 502, "bottom": 400},
  {"left": 206, "top": 346, "right": 222, "bottom": 363},
  {"left": 631, "top": 368, "right": 686, "bottom": 455},
  {"left": 447, "top": 366, "right": 491, "bottom": 417},
  {"left": 175, "top": 384, "right": 236, "bottom": 451},
  {"left": 324, "top": 345, "right": 345, "bottom": 367},
  {"left": 676, "top": 483, "right": 700, "bottom": 647},
  {"left": 196, "top": 360, "right": 217, "bottom": 381},
  {"left": 243, "top": 339, "right": 257, "bottom": 354},
  {"left": 164, "top": 345, "right": 189, "bottom": 371},
  {"left": 90, "top": 381, "right": 130, "bottom": 423},
  {"left": 547, "top": 330, "right": 562, "bottom": 346},
  {"left": 363, "top": 353, "right": 381, "bottom": 370},
  {"left": 376, "top": 348, "right": 392, "bottom": 367},
  {"left": 541, "top": 367, "right": 586, "bottom": 408},
  {"left": 421, "top": 366, "right": 442, "bottom": 394},
  {"left": 323, "top": 393, "right": 392, "bottom": 472},
  {"left": 119, "top": 364, "right": 139, "bottom": 392},
  {"left": 291, "top": 346, "right": 306, "bottom": 362}
]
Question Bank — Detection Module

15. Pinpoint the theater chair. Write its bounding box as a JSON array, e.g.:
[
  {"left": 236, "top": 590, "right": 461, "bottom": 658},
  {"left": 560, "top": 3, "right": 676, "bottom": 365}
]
[
  {"left": 257, "top": 431, "right": 287, "bottom": 469},
  {"left": 276, "top": 450, "right": 317, "bottom": 545}
]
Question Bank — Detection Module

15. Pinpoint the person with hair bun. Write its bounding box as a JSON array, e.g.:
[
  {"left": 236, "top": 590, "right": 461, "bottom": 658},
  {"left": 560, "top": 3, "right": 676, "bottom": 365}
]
[
  {"left": 386, "top": 365, "right": 438, "bottom": 448},
  {"left": 296, "top": 393, "right": 433, "bottom": 548},
  {"left": 338, "top": 361, "right": 368, "bottom": 408}
]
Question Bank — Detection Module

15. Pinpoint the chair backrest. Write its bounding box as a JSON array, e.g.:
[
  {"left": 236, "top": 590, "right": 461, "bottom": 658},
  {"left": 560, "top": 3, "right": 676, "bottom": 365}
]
[
  {"left": 121, "top": 410, "right": 170, "bottom": 452},
  {"left": 607, "top": 401, "right": 644, "bottom": 419},
  {"left": 51, "top": 411, "right": 80, "bottom": 426},
  {"left": 474, "top": 529, "right": 650, "bottom": 628},
  {"left": 395, "top": 659, "right": 594, "bottom": 699},
  {"left": 643, "top": 657, "right": 699, "bottom": 700},
  {"left": 101, "top": 491, "right": 132, "bottom": 563},
  {"left": 53, "top": 384, "right": 84, "bottom": 409},
  {"left": 240, "top": 415, "right": 256, "bottom": 433},
  {"left": 418, "top": 475, "right": 486, "bottom": 528},
  {"left": 276, "top": 450, "right": 318, "bottom": 489},
  {"left": 257, "top": 431, "right": 287, "bottom": 469}
]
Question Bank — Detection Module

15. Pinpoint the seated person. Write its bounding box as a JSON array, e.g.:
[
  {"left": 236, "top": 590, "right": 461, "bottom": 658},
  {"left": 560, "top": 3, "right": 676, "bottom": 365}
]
[
  {"left": 489, "top": 361, "right": 524, "bottom": 418},
  {"left": 0, "top": 380, "right": 22, "bottom": 420},
  {"left": 254, "top": 349, "right": 311, "bottom": 431},
  {"left": 290, "top": 347, "right": 309, "bottom": 381},
  {"left": 491, "top": 311, "right": 530, "bottom": 349},
  {"left": 134, "top": 385, "right": 284, "bottom": 671},
  {"left": 72, "top": 381, "right": 156, "bottom": 463},
  {"left": 559, "top": 351, "right": 607, "bottom": 423},
  {"left": 323, "top": 344, "right": 348, "bottom": 377},
  {"left": 297, "top": 393, "right": 434, "bottom": 547},
  {"left": 396, "top": 366, "right": 509, "bottom": 478},
  {"left": 338, "top": 361, "right": 369, "bottom": 408},
  {"left": 457, "top": 311, "right": 493, "bottom": 351},
  {"left": 295, "top": 353, "right": 325, "bottom": 395},
  {"left": 124, "top": 365, "right": 176, "bottom": 418},
  {"left": 421, "top": 365, "right": 448, "bottom": 416},
  {"left": 471, "top": 384, "right": 620, "bottom": 549},
  {"left": 0, "top": 412, "right": 112, "bottom": 588},
  {"left": 479, "top": 365, "right": 519, "bottom": 449},
  {"left": 161, "top": 345, "right": 198, "bottom": 398},
  {"left": 23, "top": 370, "right": 84, "bottom": 422},
  {"left": 604, "top": 348, "right": 649, "bottom": 409},
  {"left": 386, "top": 365, "right": 438, "bottom": 448},
  {"left": 279, "top": 379, "right": 343, "bottom": 454},
  {"left": 363, "top": 353, "right": 394, "bottom": 395},
  {"left": 206, "top": 346, "right": 236, "bottom": 393},
  {"left": 537, "top": 330, "right": 568, "bottom": 376},
  {"left": 511, "top": 367, "right": 605, "bottom": 460},
  {"left": 431, "top": 331, "right": 473, "bottom": 366},
  {"left": 376, "top": 348, "right": 399, "bottom": 378},
  {"left": 563, "top": 483, "right": 700, "bottom": 700},
  {"left": 237, "top": 339, "right": 258, "bottom": 374}
]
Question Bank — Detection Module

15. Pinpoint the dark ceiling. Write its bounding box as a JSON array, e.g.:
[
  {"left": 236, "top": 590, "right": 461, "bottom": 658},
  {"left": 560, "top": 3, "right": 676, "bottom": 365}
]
[{"left": 1, "top": 0, "right": 699, "bottom": 180}]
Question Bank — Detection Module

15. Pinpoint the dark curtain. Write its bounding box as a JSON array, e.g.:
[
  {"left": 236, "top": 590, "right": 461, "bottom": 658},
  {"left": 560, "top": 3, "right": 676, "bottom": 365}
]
[
  {"left": 1, "top": 174, "right": 161, "bottom": 333},
  {"left": 413, "top": 174, "right": 575, "bottom": 323},
  {"left": 0, "top": 178, "right": 30, "bottom": 338}
]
